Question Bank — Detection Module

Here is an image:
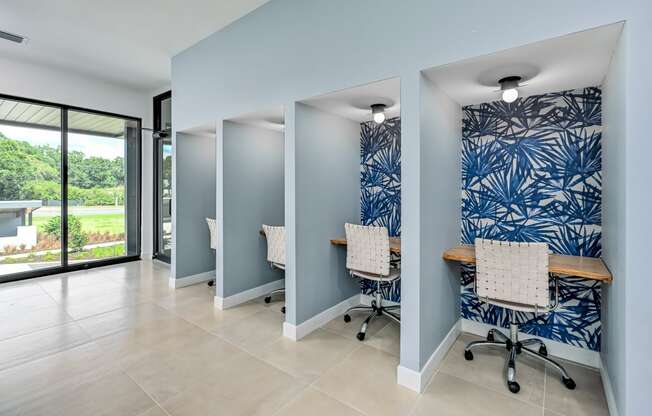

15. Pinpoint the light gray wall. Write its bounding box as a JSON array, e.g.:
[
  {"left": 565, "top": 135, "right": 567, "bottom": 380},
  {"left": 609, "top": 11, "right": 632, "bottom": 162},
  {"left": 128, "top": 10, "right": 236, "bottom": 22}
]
[
  {"left": 222, "top": 122, "right": 284, "bottom": 297},
  {"left": 602, "top": 26, "right": 627, "bottom": 416},
  {"left": 0, "top": 214, "right": 21, "bottom": 237},
  {"left": 416, "top": 75, "right": 462, "bottom": 367},
  {"left": 623, "top": 17, "right": 651, "bottom": 416},
  {"left": 172, "top": 0, "right": 652, "bottom": 405},
  {"left": 173, "top": 132, "right": 216, "bottom": 279},
  {"left": 290, "top": 103, "right": 360, "bottom": 325}
]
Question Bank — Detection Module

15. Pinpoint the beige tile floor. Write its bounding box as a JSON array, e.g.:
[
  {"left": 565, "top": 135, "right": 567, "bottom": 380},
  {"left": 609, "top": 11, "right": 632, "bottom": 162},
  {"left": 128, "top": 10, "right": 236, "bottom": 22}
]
[{"left": 0, "top": 261, "right": 609, "bottom": 416}]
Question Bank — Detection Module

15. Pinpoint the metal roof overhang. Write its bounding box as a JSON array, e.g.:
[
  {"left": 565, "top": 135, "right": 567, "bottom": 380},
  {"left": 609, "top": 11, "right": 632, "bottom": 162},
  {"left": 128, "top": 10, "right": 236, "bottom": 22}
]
[{"left": 0, "top": 99, "right": 127, "bottom": 138}]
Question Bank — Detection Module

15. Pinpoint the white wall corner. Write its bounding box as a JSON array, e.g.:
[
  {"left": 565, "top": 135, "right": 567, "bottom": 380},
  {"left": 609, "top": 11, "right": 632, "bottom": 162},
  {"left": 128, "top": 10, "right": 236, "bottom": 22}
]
[
  {"left": 397, "top": 320, "right": 461, "bottom": 393},
  {"left": 599, "top": 357, "right": 620, "bottom": 416},
  {"left": 461, "top": 318, "right": 600, "bottom": 368},
  {"left": 282, "top": 294, "right": 360, "bottom": 341},
  {"left": 214, "top": 278, "right": 284, "bottom": 310},
  {"left": 168, "top": 270, "right": 215, "bottom": 289},
  {"left": 282, "top": 321, "right": 297, "bottom": 340}
]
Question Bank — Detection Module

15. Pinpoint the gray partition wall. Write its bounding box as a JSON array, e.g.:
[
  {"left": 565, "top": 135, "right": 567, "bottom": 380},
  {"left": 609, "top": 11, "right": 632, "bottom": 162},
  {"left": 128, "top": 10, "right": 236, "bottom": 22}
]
[
  {"left": 287, "top": 102, "right": 360, "bottom": 326},
  {"left": 415, "top": 75, "right": 462, "bottom": 368},
  {"left": 173, "top": 132, "right": 216, "bottom": 280},
  {"left": 222, "top": 122, "right": 285, "bottom": 298}
]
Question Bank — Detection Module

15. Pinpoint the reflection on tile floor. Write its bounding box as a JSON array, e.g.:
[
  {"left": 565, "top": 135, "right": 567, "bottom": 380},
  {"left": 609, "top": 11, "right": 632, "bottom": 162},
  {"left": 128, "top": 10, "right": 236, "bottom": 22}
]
[{"left": 0, "top": 261, "right": 609, "bottom": 415}]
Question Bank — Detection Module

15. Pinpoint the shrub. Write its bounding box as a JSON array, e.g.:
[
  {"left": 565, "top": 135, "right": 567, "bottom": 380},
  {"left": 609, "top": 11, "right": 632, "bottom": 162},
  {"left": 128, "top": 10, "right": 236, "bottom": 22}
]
[{"left": 42, "top": 215, "right": 88, "bottom": 252}]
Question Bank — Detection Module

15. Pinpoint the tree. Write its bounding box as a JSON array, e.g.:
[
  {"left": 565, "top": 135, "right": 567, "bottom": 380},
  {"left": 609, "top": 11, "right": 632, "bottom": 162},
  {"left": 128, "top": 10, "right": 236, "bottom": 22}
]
[{"left": 0, "top": 133, "right": 125, "bottom": 204}]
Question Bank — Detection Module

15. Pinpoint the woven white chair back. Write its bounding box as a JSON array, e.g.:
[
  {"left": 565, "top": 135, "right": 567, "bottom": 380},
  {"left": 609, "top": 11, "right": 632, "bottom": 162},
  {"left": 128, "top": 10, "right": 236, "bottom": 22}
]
[
  {"left": 206, "top": 218, "right": 217, "bottom": 249},
  {"left": 262, "top": 225, "right": 285, "bottom": 267},
  {"left": 345, "top": 223, "right": 390, "bottom": 277},
  {"left": 474, "top": 238, "right": 549, "bottom": 310}
]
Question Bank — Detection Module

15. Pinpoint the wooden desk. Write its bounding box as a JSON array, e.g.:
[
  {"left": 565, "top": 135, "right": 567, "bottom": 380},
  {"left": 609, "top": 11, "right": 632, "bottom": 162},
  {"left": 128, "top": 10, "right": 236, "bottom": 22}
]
[
  {"left": 443, "top": 245, "right": 612, "bottom": 282},
  {"left": 330, "top": 237, "right": 401, "bottom": 255}
]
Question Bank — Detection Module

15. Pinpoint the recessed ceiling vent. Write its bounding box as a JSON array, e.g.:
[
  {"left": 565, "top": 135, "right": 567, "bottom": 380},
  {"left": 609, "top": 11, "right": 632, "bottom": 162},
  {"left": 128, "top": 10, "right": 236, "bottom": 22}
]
[{"left": 0, "top": 29, "right": 26, "bottom": 44}]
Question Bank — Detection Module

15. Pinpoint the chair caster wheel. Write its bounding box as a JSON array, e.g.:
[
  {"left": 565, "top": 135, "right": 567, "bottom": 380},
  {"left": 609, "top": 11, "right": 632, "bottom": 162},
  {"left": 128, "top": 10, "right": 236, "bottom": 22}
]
[
  {"left": 281, "top": 306, "right": 286, "bottom": 314},
  {"left": 487, "top": 332, "right": 495, "bottom": 342},
  {"left": 508, "top": 381, "right": 520, "bottom": 394},
  {"left": 264, "top": 296, "right": 271, "bottom": 304},
  {"left": 207, "top": 280, "right": 215, "bottom": 287},
  {"left": 356, "top": 332, "right": 365, "bottom": 341},
  {"left": 539, "top": 345, "right": 548, "bottom": 356},
  {"left": 464, "top": 350, "right": 473, "bottom": 361},
  {"left": 343, "top": 314, "right": 351, "bottom": 323},
  {"left": 562, "top": 377, "right": 576, "bottom": 390}
]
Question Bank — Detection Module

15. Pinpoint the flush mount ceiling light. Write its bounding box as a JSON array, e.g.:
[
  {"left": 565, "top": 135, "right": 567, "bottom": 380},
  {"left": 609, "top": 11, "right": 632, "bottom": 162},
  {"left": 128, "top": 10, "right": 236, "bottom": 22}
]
[
  {"left": 499, "top": 76, "right": 522, "bottom": 103},
  {"left": 371, "top": 104, "right": 386, "bottom": 124},
  {"left": 0, "top": 29, "right": 26, "bottom": 44}
]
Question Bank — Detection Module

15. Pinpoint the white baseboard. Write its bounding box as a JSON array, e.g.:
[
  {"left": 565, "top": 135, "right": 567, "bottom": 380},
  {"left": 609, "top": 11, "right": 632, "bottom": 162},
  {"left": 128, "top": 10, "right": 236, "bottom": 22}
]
[
  {"left": 141, "top": 251, "right": 153, "bottom": 260},
  {"left": 461, "top": 318, "right": 600, "bottom": 368},
  {"left": 169, "top": 270, "right": 215, "bottom": 289},
  {"left": 397, "top": 320, "right": 461, "bottom": 393},
  {"left": 214, "top": 279, "right": 284, "bottom": 310},
  {"left": 282, "top": 294, "right": 360, "bottom": 341},
  {"left": 600, "top": 357, "right": 620, "bottom": 416}
]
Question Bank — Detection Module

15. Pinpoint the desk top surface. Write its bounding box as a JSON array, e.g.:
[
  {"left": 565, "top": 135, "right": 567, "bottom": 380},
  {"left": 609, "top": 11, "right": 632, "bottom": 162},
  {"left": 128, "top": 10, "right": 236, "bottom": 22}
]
[
  {"left": 443, "top": 245, "right": 612, "bottom": 282},
  {"left": 329, "top": 238, "right": 611, "bottom": 282}
]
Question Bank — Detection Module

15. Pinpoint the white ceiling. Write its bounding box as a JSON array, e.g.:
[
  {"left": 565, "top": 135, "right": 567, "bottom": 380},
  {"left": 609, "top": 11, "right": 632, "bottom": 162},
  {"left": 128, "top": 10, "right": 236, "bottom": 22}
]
[
  {"left": 301, "top": 78, "right": 400, "bottom": 123},
  {"left": 423, "top": 22, "right": 624, "bottom": 106},
  {"left": 228, "top": 106, "right": 285, "bottom": 132},
  {"left": 0, "top": 0, "right": 271, "bottom": 91}
]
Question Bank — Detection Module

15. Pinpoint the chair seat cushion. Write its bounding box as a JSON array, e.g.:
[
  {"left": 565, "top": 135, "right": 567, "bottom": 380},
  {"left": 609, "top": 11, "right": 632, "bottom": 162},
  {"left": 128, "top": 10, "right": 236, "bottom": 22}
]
[
  {"left": 350, "top": 267, "right": 400, "bottom": 282},
  {"left": 484, "top": 297, "right": 550, "bottom": 314}
]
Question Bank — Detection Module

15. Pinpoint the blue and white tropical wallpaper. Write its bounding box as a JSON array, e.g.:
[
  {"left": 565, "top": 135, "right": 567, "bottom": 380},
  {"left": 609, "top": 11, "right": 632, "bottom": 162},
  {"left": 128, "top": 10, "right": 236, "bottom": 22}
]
[
  {"left": 461, "top": 87, "right": 603, "bottom": 351},
  {"left": 360, "top": 117, "right": 401, "bottom": 302}
]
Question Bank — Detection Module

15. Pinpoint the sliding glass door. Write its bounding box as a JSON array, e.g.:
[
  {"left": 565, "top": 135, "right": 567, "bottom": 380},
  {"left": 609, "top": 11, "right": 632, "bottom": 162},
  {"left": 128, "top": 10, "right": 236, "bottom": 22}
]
[
  {"left": 0, "top": 98, "right": 63, "bottom": 276},
  {"left": 0, "top": 94, "right": 141, "bottom": 283}
]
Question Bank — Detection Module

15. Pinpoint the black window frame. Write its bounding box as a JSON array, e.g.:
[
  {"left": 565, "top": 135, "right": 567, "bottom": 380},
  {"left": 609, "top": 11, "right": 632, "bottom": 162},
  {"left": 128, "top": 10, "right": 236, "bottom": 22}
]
[
  {"left": 152, "top": 90, "right": 172, "bottom": 263},
  {"left": 0, "top": 92, "right": 142, "bottom": 284}
]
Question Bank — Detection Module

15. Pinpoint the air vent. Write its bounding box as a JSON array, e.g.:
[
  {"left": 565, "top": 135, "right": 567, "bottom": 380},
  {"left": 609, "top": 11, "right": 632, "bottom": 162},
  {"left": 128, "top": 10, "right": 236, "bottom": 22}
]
[{"left": 0, "top": 29, "right": 26, "bottom": 44}]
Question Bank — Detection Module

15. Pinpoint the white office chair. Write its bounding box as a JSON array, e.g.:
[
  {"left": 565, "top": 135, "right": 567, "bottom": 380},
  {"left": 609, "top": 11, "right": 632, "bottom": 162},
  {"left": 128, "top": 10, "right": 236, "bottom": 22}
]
[
  {"left": 342, "top": 223, "right": 400, "bottom": 341},
  {"left": 464, "top": 238, "right": 576, "bottom": 394},
  {"left": 262, "top": 224, "right": 286, "bottom": 314},
  {"left": 206, "top": 218, "right": 217, "bottom": 287},
  {"left": 206, "top": 218, "right": 217, "bottom": 249}
]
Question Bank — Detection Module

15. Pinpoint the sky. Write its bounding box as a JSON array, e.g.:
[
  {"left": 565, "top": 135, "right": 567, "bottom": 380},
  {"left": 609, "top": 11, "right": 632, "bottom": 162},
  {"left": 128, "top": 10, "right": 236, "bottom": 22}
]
[{"left": 0, "top": 125, "right": 125, "bottom": 160}]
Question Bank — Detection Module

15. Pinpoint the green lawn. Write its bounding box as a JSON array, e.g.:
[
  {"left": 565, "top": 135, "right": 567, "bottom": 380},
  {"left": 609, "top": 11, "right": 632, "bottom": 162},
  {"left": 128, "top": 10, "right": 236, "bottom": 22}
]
[{"left": 33, "top": 213, "right": 125, "bottom": 235}]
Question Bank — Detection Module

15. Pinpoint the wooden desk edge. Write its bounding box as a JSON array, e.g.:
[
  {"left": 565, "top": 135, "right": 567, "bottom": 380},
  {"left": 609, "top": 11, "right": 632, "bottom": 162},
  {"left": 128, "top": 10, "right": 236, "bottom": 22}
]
[
  {"left": 330, "top": 238, "right": 401, "bottom": 254},
  {"left": 442, "top": 245, "right": 612, "bottom": 283}
]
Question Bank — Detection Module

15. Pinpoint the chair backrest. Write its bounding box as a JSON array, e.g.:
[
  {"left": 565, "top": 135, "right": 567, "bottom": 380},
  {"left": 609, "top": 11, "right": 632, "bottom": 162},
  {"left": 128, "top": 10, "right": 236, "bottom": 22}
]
[
  {"left": 345, "top": 223, "right": 390, "bottom": 276},
  {"left": 206, "top": 218, "right": 217, "bottom": 249},
  {"left": 262, "top": 224, "right": 285, "bottom": 267},
  {"left": 474, "top": 238, "right": 549, "bottom": 309}
]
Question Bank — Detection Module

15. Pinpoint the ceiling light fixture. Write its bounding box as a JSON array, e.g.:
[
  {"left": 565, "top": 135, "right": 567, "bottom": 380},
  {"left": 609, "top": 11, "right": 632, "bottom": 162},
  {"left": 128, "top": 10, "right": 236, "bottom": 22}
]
[
  {"left": 371, "top": 104, "right": 386, "bottom": 124},
  {"left": 0, "top": 29, "right": 26, "bottom": 44},
  {"left": 499, "top": 76, "right": 522, "bottom": 103}
]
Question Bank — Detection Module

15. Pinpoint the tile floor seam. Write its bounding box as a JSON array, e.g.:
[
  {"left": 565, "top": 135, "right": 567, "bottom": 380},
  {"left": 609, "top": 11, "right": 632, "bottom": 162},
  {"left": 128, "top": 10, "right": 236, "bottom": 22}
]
[
  {"left": 309, "top": 383, "right": 374, "bottom": 416},
  {"left": 0, "top": 317, "right": 72, "bottom": 344},
  {"left": 122, "top": 366, "right": 174, "bottom": 416},
  {"left": 267, "top": 384, "right": 313, "bottom": 416},
  {"left": 437, "top": 353, "right": 547, "bottom": 410},
  {"left": 0, "top": 323, "right": 96, "bottom": 373},
  {"left": 442, "top": 372, "right": 543, "bottom": 412}
]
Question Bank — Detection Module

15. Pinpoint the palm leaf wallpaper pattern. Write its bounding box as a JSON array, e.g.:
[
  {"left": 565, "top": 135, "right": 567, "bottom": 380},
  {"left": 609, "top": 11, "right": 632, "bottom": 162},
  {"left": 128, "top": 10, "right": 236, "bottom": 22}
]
[
  {"left": 360, "top": 117, "right": 401, "bottom": 301},
  {"left": 461, "top": 87, "right": 602, "bottom": 351}
]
